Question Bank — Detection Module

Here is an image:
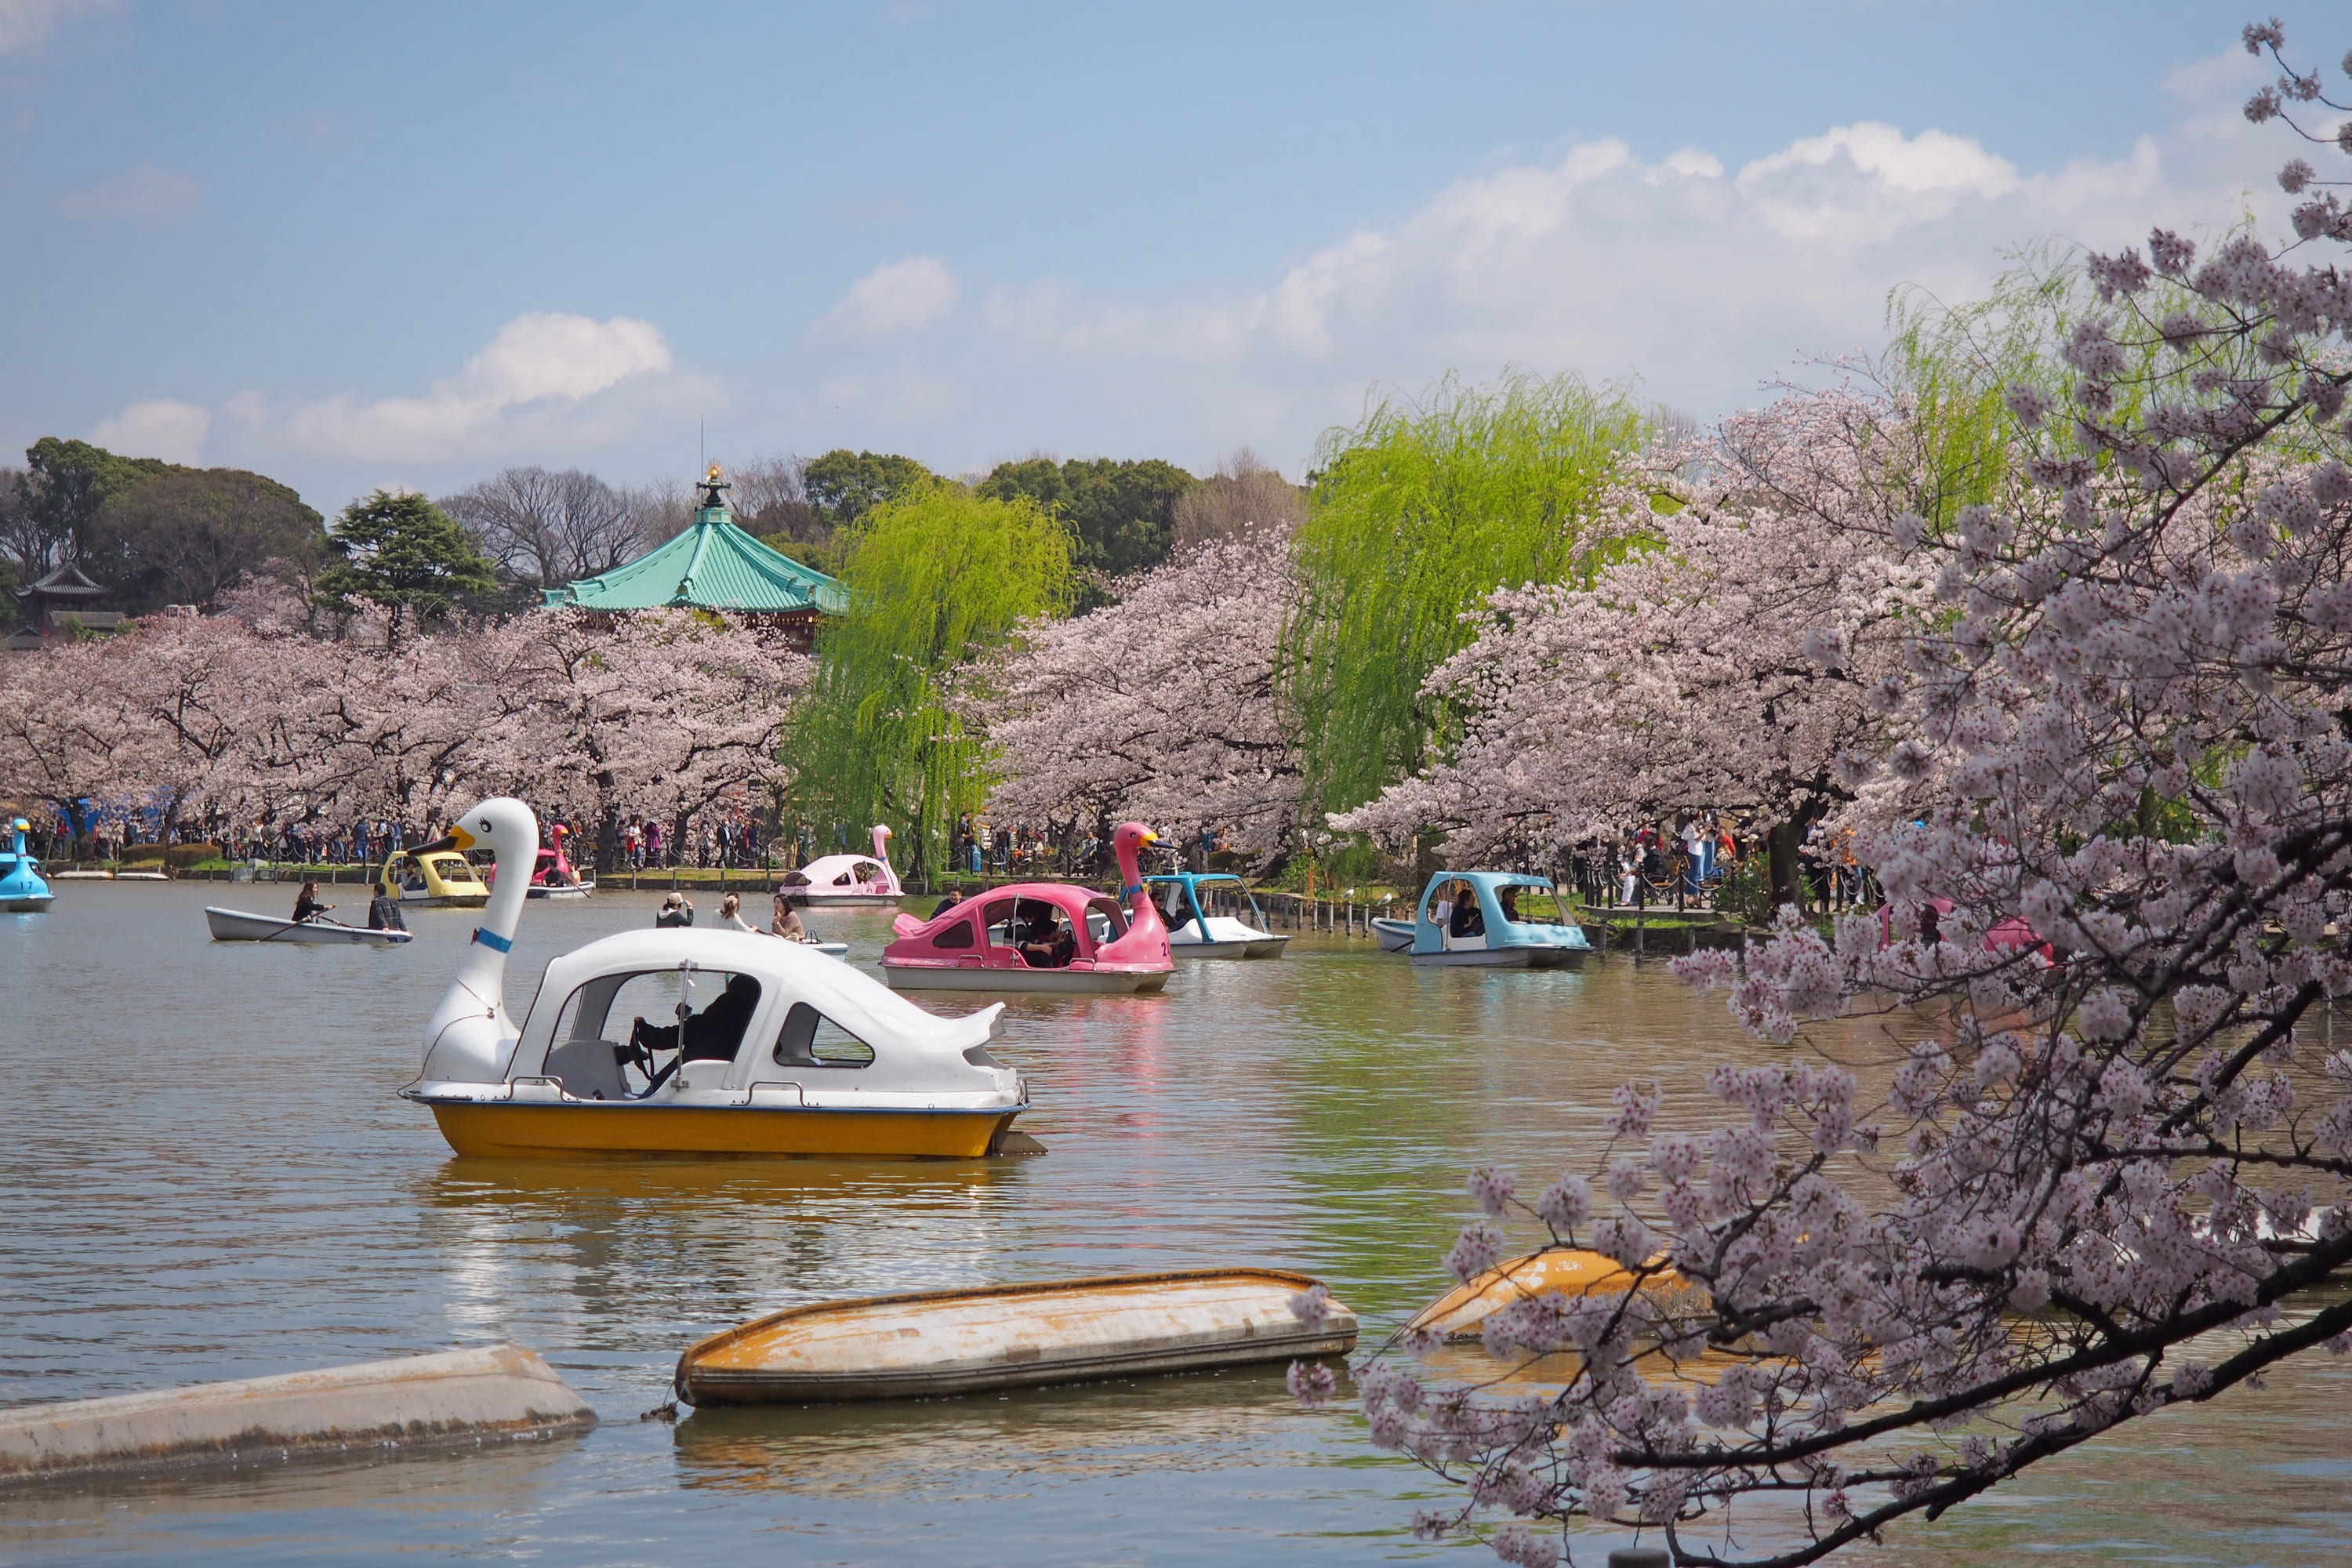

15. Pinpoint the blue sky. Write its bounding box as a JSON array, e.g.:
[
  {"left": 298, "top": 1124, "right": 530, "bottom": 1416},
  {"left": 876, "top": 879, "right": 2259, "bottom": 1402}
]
[{"left": 0, "top": 1, "right": 2338, "bottom": 512}]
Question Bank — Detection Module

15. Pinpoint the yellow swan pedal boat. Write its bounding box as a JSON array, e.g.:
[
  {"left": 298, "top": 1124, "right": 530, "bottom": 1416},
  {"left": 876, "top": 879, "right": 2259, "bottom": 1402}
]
[
  {"left": 378, "top": 846, "right": 490, "bottom": 909},
  {"left": 398, "top": 799, "right": 1031, "bottom": 1160}
]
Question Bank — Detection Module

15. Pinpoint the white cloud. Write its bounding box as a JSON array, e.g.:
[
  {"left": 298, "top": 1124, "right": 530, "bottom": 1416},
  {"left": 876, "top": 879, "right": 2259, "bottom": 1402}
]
[
  {"left": 0, "top": 0, "right": 108, "bottom": 54},
  {"left": 89, "top": 399, "right": 209, "bottom": 465},
  {"left": 54, "top": 162, "right": 203, "bottom": 223},
  {"left": 892, "top": 47, "right": 2295, "bottom": 469},
  {"left": 807, "top": 256, "right": 960, "bottom": 344},
  {"left": 235, "top": 311, "right": 676, "bottom": 465}
]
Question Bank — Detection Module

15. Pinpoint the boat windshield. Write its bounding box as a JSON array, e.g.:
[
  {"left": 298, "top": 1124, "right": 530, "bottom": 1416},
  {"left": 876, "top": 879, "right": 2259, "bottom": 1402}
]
[
  {"left": 546, "top": 966, "right": 767, "bottom": 1079},
  {"left": 1494, "top": 881, "right": 1569, "bottom": 925},
  {"left": 1192, "top": 875, "right": 1265, "bottom": 924},
  {"left": 435, "top": 856, "right": 481, "bottom": 883}
]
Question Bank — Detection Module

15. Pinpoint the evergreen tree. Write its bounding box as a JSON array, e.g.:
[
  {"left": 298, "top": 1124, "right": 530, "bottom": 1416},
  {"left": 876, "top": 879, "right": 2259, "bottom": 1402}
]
[{"left": 315, "top": 489, "right": 497, "bottom": 644}]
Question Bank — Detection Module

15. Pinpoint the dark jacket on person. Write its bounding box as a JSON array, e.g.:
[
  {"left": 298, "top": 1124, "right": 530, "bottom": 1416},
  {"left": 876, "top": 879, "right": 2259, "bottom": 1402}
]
[
  {"left": 633, "top": 975, "right": 762, "bottom": 1063},
  {"left": 367, "top": 893, "right": 407, "bottom": 932}
]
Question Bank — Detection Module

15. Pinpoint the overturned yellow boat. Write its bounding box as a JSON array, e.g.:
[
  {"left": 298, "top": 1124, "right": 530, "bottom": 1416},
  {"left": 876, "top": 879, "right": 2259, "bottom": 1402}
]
[
  {"left": 399, "top": 799, "right": 1030, "bottom": 1160},
  {"left": 1409, "top": 1247, "right": 1711, "bottom": 1342},
  {"left": 675, "top": 1268, "right": 1356, "bottom": 1406}
]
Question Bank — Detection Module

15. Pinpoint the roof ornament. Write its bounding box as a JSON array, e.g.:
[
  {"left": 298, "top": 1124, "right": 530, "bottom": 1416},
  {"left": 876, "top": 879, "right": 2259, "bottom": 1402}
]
[{"left": 697, "top": 463, "right": 729, "bottom": 510}]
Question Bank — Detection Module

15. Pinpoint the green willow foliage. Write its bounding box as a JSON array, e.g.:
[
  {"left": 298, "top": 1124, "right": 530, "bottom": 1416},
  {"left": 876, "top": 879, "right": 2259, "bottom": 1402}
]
[
  {"left": 782, "top": 485, "right": 1070, "bottom": 880},
  {"left": 1286, "top": 370, "right": 1653, "bottom": 822}
]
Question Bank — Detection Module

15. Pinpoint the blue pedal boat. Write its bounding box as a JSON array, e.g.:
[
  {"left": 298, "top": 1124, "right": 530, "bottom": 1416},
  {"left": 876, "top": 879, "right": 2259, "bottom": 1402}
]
[
  {"left": 1143, "top": 872, "right": 1289, "bottom": 959},
  {"left": 1, "top": 818, "right": 56, "bottom": 913},
  {"left": 1370, "top": 871, "right": 1591, "bottom": 968}
]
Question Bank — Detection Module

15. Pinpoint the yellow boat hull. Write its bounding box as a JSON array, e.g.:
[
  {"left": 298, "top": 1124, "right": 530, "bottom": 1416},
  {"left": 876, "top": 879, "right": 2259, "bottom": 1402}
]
[{"left": 429, "top": 1102, "right": 1018, "bottom": 1160}]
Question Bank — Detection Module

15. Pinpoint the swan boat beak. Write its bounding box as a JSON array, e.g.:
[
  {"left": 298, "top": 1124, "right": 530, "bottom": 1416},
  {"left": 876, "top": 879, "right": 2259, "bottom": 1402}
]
[{"left": 415, "top": 826, "right": 476, "bottom": 856}]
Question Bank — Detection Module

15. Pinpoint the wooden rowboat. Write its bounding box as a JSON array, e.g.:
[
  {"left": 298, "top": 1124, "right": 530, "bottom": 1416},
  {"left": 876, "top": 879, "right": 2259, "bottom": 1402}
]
[
  {"left": 675, "top": 1267, "right": 1356, "bottom": 1406},
  {"left": 205, "top": 906, "right": 414, "bottom": 945}
]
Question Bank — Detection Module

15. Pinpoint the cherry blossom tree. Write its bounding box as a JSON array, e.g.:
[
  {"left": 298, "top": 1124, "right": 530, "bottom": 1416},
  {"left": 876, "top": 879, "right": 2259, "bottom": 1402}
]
[
  {"left": 981, "top": 529, "right": 1305, "bottom": 862},
  {"left": 1320, "top": 21, "right": 2352, "bottom": 1566},
  {"left": 1331, "top": 393, "right": 1939, "bottom": 904},
  {"left": 0, "top": 589, "right": 809, "bottom": 856},
  {"left": 478, "top": 607, "right": 811, "bottom": 867}
]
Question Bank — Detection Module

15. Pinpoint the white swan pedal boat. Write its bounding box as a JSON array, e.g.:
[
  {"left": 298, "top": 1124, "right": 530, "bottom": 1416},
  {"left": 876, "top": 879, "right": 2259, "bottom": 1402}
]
[
  {"left": 398, "top": 798, "right": 1030, "bottom": 1160},
  {"left": 205, "top": 907, "right": 413, "bottom": 946},
  {"left": 673, "top": 1268, "right": 1356, "bottom": 1406}
]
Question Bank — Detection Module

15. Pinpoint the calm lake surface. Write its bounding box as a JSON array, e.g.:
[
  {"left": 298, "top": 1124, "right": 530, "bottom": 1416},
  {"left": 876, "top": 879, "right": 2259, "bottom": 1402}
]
[{"left": 2, "top": 883, "right": 2349, "bottom": 1566}]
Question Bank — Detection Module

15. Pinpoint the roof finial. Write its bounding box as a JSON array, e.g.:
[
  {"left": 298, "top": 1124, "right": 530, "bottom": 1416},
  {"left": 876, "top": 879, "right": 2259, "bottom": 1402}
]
[{"left": 697, "top": 462, "right": 729, "bottom": 510}]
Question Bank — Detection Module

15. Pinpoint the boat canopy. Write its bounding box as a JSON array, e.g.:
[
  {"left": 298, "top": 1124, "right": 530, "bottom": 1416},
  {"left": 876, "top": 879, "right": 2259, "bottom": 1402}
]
[
  {"left": 506, "top": 930, "right": 1006, "bottom": 1101},
  {"left": 1143, "top": 872, "right": 1266, "bottom": 937}
]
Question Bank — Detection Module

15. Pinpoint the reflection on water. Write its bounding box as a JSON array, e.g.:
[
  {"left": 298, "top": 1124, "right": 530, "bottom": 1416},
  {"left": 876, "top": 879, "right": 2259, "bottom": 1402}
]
[{"left": 2, "top": 884, "right": 2349, "bottom": 1564}]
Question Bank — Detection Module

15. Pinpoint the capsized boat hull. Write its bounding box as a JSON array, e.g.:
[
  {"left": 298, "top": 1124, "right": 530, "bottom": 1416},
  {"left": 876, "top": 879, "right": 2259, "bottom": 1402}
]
[
  {"left": 881, "top": 962, "right": 1169, "bottom": 994},
  {"left": 675, "top": 1267, "right": 1356, "bottom": 1406},
  {"left": 429, "top": 1101, "right": 1020, "bottom": 1160},
  {"left": 1408, "top": 1247, "right": 1711, "bottom": 1341},
  {"left": 205, "top": 906, "right": 414, "bottom": 945},
  {"left": 1409, "top": 945, "right": 1584, "bottom": 968}
]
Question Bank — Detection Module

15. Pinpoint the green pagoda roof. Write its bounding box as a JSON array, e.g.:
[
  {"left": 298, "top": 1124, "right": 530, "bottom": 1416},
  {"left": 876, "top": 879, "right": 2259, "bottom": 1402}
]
[{"left": 544, "top": 479, "right": 844, "bottom": 615}]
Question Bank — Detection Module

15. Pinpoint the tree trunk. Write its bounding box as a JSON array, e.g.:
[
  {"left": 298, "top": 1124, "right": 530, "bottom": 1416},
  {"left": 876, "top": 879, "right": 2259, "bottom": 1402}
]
[
  {"left": 1768, "top": 819, "right": 1804, "bottom": 913},
  {"left": 1767, "top": 800, "right": 1831, "bottom": 915}
]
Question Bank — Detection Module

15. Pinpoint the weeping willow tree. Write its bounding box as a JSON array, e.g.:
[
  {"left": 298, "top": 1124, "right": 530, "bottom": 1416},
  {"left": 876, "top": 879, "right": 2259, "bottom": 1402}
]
[
  {"left": 1285, "top": 369, "right": 1656, "bottom": 824},
  {"left": 782, "top": 485, "right": 1071, "bottom": 883}
]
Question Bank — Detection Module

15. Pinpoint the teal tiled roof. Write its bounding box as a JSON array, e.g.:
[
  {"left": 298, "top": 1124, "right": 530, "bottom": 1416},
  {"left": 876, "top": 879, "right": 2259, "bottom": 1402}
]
[{"left": 543, "top": 503, "right": 844, "bottom": 614}]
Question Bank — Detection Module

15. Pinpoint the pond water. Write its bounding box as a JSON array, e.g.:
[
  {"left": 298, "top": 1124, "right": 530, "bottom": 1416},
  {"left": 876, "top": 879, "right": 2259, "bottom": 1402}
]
[{"left": 2, "top": 883, "right": 2348, "bottom": 1566}]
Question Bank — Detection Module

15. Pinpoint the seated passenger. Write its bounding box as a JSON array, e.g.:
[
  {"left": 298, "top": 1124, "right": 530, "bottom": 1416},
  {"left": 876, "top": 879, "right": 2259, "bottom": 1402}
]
[
  {"left": 1449, "top": 887, "right": 1484, "bottom": 938},
  {"left": 292, "top": 881, "right": 332, "bottom": 923},
  {"left": 631, "top": 973, "right": 763, "bottom": 1064},
  {"left": 1497, "top": 886, "right": 1522, "bottom": 924},
  {"left": 931, "top": 889, "right": 964, "bottom": 920},
  {"left": 1016, "top": 907, "right": 1078, "bottom": 968},
  {"left": 367, "top": 891, "right": 407, "bottom": 932},
  {"left": 771, "top": 892, "right": 808, "bottom": 941}
]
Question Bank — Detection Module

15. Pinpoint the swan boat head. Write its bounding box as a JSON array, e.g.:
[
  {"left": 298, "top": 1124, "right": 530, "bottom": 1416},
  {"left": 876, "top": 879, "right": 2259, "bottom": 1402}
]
[{"left": 417, "top": 797, "right": 539, "bottom": 1083}]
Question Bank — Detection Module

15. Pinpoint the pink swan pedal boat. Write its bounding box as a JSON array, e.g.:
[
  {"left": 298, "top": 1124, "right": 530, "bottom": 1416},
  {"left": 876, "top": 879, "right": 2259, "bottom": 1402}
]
[
  {"left": 779, "top": 824, "right": 903, "bottom": 909},
  {"left": 880, "top": 822, "right": 1173, "bottom": 995}
]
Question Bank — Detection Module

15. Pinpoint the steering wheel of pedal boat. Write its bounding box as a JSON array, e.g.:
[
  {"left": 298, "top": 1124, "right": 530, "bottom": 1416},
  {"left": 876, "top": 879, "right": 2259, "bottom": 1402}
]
[{"left": 616, "top": 961, "right": 700, "bottom": 1098}]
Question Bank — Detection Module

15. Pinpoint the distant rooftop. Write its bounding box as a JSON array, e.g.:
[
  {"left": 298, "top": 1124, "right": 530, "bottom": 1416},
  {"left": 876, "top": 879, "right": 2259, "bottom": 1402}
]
[{"left": 543, "top": 466, "right": 844, "bottom": 616}]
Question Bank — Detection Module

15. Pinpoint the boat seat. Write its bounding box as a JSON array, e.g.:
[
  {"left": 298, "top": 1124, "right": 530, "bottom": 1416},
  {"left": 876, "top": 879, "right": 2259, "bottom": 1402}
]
[{"left": 545, "top": 1037, "right": 627, "bottom": 1101}]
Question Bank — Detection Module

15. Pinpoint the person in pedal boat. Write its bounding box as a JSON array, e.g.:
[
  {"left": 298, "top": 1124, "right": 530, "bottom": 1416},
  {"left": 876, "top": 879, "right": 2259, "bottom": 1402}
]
[
  {"left": 629, "top": 971, "right": 761, "bottom": 1063},
  {"left": 770, "top": 891, "right": 808, "bottom": 941},
  {"left": 655, "top": 891, "right": 695, "bottom": 927},
  {"left": 292, "top": 881, "right": 332, "bottom": 923},
  {"left": 716, "top": 892, "right": 757, "bottom": 932}
]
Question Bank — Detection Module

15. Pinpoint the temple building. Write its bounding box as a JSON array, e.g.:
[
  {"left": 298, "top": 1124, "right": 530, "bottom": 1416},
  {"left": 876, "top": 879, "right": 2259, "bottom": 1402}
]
[
  {"left": 6, "top": 562, "right": 123, "bottom": 651},
  {"left": 543, "top": 466, "right": 843, "bottom": 647}
]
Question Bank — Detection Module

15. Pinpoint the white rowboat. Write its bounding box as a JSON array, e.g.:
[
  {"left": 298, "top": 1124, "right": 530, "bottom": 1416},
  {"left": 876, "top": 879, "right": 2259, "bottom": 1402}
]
[
  {"left": 674, "top": 1268, "right": 1355, "bottom": 1406},
  {"left": 205, "top": 906, "right": 414, "bottom": 946}
]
